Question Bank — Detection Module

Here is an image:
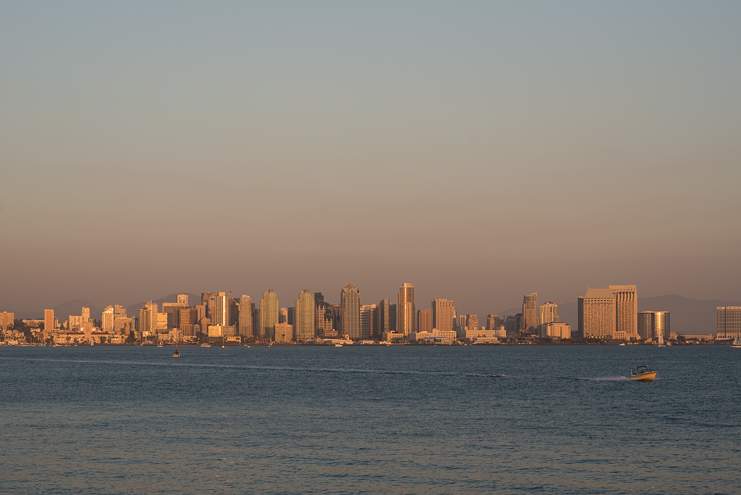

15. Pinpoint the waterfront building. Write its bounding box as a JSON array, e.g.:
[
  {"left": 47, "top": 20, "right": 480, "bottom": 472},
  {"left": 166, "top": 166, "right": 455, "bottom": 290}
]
[
  {"left": 260, "top": 289, "right": 279, "bottom": 340},
  {"left": 102, "top": 306, "right": 115, "bottom": 333},
  {"left": 418, "top": 309, "right": 432, "bottom": 333},
  {"left": 0, "top": 311, "right": 14, "bottom": 331},
  {"left": 638, "top": 311, "right": 670, "bottom": 341},
  {"left": 432, "top": 299, "right": 454, "bottom": 332},
  {"left": 538, "top": 302, "right": 558, "bottom": 335},
  {"left": 522, "top": 293, "right": 538, "bottom": 334},
  {"left": 361, "top": 304, "right": 378, "bottom": 339},
  {"left": 716, "top": 307, "right": 741, "bottom": 339},
  {"left": 295, "top": 290, "right": 315, "bottom": 341},
  {"left": 238, "top": 295, "right": 253, "bottom": 338},
  {"left": 44, "top": 309, "right": 55, "bottom": 333},
  {"left": 377, "top": 299, "right": 396, "bottom": 335},
  {"left": 542, "top": 322, "right": 571, "bottom": 339},
  {"left": 138, "top": 302, "right": 158, "bottom": 337},
  {"left": 398, "top": 283, "right": 416, "bottom": 336},
  {"left": 314, "top": 292, "right": 334, "bottom": 337},
  {"left": 341, "top": 283, "right": 361, "bottom": 339},
  {"left": 610, "top": 285, "right": 638, "bottom": 340},
  {"left": 578, "top": 288, "right": 616, "bottom": 339},
  {"left": 274, "top": 322, "right": 293, "bottom": 343}
]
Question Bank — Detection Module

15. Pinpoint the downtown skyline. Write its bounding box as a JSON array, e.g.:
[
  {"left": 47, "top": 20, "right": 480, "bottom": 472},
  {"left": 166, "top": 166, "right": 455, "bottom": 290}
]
[{"left": 2, "top": 2, "right": 740, "bottom": 316}]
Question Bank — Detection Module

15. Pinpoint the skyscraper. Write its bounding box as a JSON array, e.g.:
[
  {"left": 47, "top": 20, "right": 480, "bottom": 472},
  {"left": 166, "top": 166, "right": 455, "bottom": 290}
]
[
  {"left": 341, "top": 283, "right": 361, "bottom": 339},
  {"left": 717, "top": 307, "right": 741, "bottom": 339},
  {"left": 418, "top": 309, "right": 432, "bottom": 333},
  {"left": 295, "top": 290, "right": 315, "bottom": 341},
  {"left": 432, "top": 299, "right": 454, "bottom": 332},
  {"left": 610, "top": 285, "right": 638, "bottom": 340},
  {"left": 538, "top": 302, "right": 558, "bottom": 335},
  {"left": 398, "top": 283, "right": 415, "bottom": 336},
  {"left": 238, "top": 295, "right": 253, "bottom": 338},
  {"left": 260, "top": 289, "right": 279, "bottom": 340},
  {"left": 102, "top": 306, "right": 115, "bottom": 333},
  {"left": 44, "top": 309, "right": 55, "bottom": 333},
  {"left": 360, "top": 304, "right": 377, "bottom": 339},
  {"left": 638, "top": 311, "right": 670, "bottom": 340},
  {"left": 578, "top": 288, "right": 616, "bottom": 339},
  {"left": 138, "top": 302, "right": 157, "bottom": 337},
  {"left": 214, "top": 292, "right": 230, "bottom": 327},
  {"left": 377, "top": 299, "right": 396, "bottom": 335},
  {"left": 314, "top": 292, "right": 334, "bottom": 337},
  {"left": 522, "top": 293, "right": 538, "bottom": 334}
]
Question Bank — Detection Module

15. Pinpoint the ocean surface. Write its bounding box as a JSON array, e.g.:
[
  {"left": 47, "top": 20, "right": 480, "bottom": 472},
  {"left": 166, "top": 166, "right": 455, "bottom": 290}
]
[{"left": 1, "top": 344, "right": 739, "bottom": 494}]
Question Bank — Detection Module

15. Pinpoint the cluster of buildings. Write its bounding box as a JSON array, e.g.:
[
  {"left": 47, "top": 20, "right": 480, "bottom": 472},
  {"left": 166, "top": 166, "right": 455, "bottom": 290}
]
[{"left": 2, "top": 283, "right": 740, "bottom": 346}]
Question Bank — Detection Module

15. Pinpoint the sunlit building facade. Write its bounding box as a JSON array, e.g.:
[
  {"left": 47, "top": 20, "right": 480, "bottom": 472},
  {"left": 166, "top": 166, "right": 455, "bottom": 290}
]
[
  {"left": 610, "top": 285, "right": 638, "bottom": 340},
  {"left": 295, "top": 290, "right": 315, "bottom": 341},
  {"left": 260, "top": 289, "right": 279, "bottom": 340},
  {"left": 398, "top": 283, "right": 415, "bottom": 336},
  {"left": 432, "top": 299, "right": 454, "bottom": 332},
  {"left": 341, "top": 283, "right": 361, "bottom": 339},
  {"left": 523, "top": 293, "right": 538, "bottom": 334},
  {"left": 717, "top": 306, "right": 741, "bottom": 339},
  {"left": 578, "top": 288, "right": 616, "bottom": 339}
]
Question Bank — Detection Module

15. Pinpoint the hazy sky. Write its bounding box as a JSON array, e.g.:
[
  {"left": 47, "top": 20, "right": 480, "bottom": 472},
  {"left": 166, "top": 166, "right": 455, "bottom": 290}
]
[{"left": 2, "top": 1, "right": 740, "bottom": 316}]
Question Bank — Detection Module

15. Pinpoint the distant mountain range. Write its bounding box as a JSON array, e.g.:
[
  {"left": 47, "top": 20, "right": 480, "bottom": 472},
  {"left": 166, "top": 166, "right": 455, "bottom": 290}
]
[{"left": 499, "top": 295, "right": 740, "bottom": 336}]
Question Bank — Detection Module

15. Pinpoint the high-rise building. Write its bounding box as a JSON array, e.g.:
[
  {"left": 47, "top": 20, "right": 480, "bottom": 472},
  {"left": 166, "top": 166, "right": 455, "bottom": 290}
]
[
  {"left": 538, "top": 302, "right": 558, "bottom": 335},
  {"left": 177, "top": 294, "right": 188, "bottom": 305},
  {"left": 717, "top": 307, "right": 741, "bottom": 339},
  {"left": 314, "top": 293, "right": 334, "bottom": 337},
  {"left": 361, "top": 304, "right": 377, "bottom": 339},
  {"left": 81, "top": 307, "right": 90, "bottom": 322},
  {"left": 486, "top": 314, "right": 498, "bottom": 331},
  {"left": 44, "top": 309, "right": 55, "bottom": 333},
  {"left": 432, "top": 299, "right": 454, "bottom": 332},
  {"left": 465, "top": 314, "right": 479, "bottom": 331},
  {"left": 522, "top": 293, "right": 538, "bottom": 334},
  {"left": 377, "top": 299, "right": 396, "bottom": 335},
  {"left": 578, "top": 288, "right": 616, "bottom": 339},
  {"left": 418, "top": 309, "right": 432, "bottom": 333},
  {"left": 238, "top": 295, "right": 253, "bottom": 338},
  {"left": 214, "top": 292, "right": 230, "bottom": 327},
  {"left": 201, "top": 292, "right": 214, "bottom": 318},
  {"left": 0, "top": 311, "right": 14, "bottom": 331},
  {"left": 102, "top": 306, "right": 115, "bottom": 333},
  {"left": 398, "top": 283, "right": 415, "bottom": 336},
  {"left": 638, "top": 311, "right": 670, "bottom": 340},
  {"left": 260, "top": 289, "right": 279, "bottom": 340},
  {"left": 610, "top": 285, "right": 638, "bottom": 340},
  {"left": 341, "top": 283, "right": 361, "bottom": 339},
  {"left": 295, "top": 290, "right": 315, "bottom": 341},
  {"left": 138, "top": 302, "right": 157, "bottom": 337}
]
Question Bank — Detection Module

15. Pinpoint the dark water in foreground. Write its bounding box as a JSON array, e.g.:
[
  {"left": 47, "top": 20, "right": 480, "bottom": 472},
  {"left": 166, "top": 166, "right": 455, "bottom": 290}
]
[{"left": 1, "top": 345, "right": 740, "bottom": 494}]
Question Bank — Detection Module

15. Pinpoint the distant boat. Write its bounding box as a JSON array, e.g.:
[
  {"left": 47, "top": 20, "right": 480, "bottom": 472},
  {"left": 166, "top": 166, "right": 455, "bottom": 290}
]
[
  {"left": 657, "top": 332, "right": 666, "bottom": 347},
  {"left": 731, "top": 336, "right": 741, "bottom": 348},
  {"left": 334, "top": 343, "right": 343, "bottom": 347},
  {"left": 630, "top": 365, "right": 657, "bottom": 382},
  {"left": 157, "top": 342, "right": 164, "bottom": 348},
  {"left": 172, "top": 346, "right": 180, "bottom": 358},
  {"left": 200, "top": 343, "right": 211, "bottom": 347}
]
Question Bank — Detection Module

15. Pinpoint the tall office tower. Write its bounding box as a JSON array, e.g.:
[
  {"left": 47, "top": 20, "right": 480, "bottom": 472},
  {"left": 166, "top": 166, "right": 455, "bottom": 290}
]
[
  {"left": 578, "top": 288, "right": 616, "bottom": 339},
  {"left": 398, "top": 283, "right": 415, "bottom": 336},
  {"left": 81, "top": 307, "right": 91, "bottom": 322},
  {"left": 522, "top": 293, "right": 538, "bottom": 334},
  {"left": 314, "top": 293, "right": 333, "bottom": 336},
  {"left": 331, "top": 304, "right": 342, "bottom": 334},
  {"left": 465, "top": 314, "right": 479, "bottom": 331},
  {"left": 717, "top": 307, "right": 741, "bottom": 338},
  {"left": 179, "top": 307, "right": 199, "bottom": 337},
  {"left": 177, "top": 294, "right": 188, "bottom": 305},
  {"left": 418, "top": 309, "right": 432, "bottom": 333},
  {"left": 341, "top": 283, "right": 361, "bottom": 339},
  {"left": 138, "top": 302, "right": 158, "bottom": 336},
  {"left": 295, "top": 290, "right": 315, "bottom": 341},
  {"left": 638, "top": 311, "right": 671, "bottom": 340},
  {"left": 279, "top": 308, "right": 288, "bottom": 324},
  {"left": 214, "top": 292, "right": 230, "bottom": 327},
  {"left": 238, "top": 295, "right": 253, "bottom": 338},
  {"left": 361, "top": 304, "right": 377, "bottom": 339},
  {"left": 287, "top": 307, "right": 295, "bottom": 326},
  {"left": 505, "top": 315, "right": 517, "bottom": 336},
  {"left": 44, "top": 309, "right": 55, "bottom": 333},
  {"left": 377, "top": 299, "right": 393, "bottom": 335},
  {"left": 610, "top": 285, "right": 638, "bottom": 340},
  {"left": 102, "top": 306, "right": 115, "bottom": 333},
  {"left": 201, "top": 293, "right": 214, "bottom": 318},
  {"left": 114, "top": 305, "right": 127, "bottom": 319},
  {"left": 486, "top": 314, "right": 498, "bottom": 331},
  {"left": 432, "top": 299, "right": 454, "bottom": 332},
  {"left": 260, "top": 289, "right": 279, "bottom": 340},
  {"left": 538, "top": 302, "right": 558, "bottom": 336}
]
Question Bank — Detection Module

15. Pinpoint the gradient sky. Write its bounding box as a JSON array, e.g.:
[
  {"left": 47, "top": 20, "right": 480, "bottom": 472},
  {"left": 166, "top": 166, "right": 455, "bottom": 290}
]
[{"left": 2, "top": 1, "right": 740, "bottom": 317}]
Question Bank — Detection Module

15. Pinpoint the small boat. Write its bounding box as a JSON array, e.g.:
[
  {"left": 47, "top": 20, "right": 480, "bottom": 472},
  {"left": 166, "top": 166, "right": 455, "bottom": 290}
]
[
  {"left": 172, "top": 347, "right": 180, "bottom": 358},
  {"left": 730, "top": 336, "right": 741, "bottom": 348},
  {"left": 630, "top": 365, "right": 657, "bottom": 381},
  {"left": 334, "top": 343, "right": 343, "bottom": 347},
  {"left": 200, "top": 343, "right": 211, "bottom": 347}
]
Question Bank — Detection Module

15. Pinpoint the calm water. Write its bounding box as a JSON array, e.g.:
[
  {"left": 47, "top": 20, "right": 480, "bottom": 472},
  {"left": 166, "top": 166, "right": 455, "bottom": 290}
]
[{"left": 1, "top": 345, "right": 740, "bottom": 494}]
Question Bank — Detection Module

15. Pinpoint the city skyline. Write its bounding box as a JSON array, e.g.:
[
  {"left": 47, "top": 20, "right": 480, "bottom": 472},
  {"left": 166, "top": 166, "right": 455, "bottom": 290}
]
[{"left": 2, "top": 2, "right": 741, "bottom": 315}]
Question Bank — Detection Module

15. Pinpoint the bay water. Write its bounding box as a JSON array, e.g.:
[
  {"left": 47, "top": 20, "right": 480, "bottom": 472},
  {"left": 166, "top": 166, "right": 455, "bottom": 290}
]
[{"left": 1, "top": 345, "right": 739, "bottom": 494}]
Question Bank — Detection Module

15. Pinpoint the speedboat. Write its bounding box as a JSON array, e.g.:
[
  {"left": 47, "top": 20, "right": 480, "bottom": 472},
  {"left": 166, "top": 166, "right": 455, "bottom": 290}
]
[
  {"left": 630, "top": 365, "right": 657, "bottom": 381},
  {"left": 171, "top": 348, "right": 180, "bottom": 358}
]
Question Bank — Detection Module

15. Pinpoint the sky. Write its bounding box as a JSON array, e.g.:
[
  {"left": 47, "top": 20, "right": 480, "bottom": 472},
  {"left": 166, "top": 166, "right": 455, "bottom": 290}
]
[{"left": 2, "top": 1, "right": 740, "bottom": 317}]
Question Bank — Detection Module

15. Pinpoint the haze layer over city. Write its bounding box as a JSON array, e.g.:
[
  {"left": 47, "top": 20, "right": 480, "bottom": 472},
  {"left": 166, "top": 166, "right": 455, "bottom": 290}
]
[{"left": 2, "top": 2, "right": 740, "bottom": 318}]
